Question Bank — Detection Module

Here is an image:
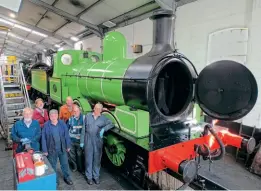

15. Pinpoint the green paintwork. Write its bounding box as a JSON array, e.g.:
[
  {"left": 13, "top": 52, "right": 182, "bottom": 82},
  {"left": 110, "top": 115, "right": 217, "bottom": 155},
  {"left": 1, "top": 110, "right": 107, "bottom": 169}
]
[
  {"left": 49, "top": 77, "right": 62, "bottom": 103},
  {"left": 51, "top": 32, "right": 133, "bottom": 106},
  {"left": 32, "top": 32, "right": 149, "bottom": 150},
  {"left": 51, "top": 50, "right": 101, "bottom": 110},
  {"left": 194, "top": 104, "right": 204, "bottom": 122},
  {"left": 76, "top": 32, "right": 134, "bottom": 104},
  {"left": 103, "top": 106, "right": 149, "bottom": 138},
  {"left": 108, "top": 128, "right": 150, "bottom": 151},
  {"left": 104, "top": 134, "right": 126, "bottom": 166},
  {"left": 78, "top": 58, "right": 133, "bottom": 104},
  {"left": 74, "top": 98, "right": 92, "bottom": 113},
  {"left": 190, "top": 124, "right": 204, "bottom": 139},
  {"left": 31, "top": 69, "right": 48, "bottom": 94},
  {"left": 103, "top": 32, "right": 126, "bottom": 60},
  {"left": 52, "top": 50, "right": 102, "bottom": 78}
]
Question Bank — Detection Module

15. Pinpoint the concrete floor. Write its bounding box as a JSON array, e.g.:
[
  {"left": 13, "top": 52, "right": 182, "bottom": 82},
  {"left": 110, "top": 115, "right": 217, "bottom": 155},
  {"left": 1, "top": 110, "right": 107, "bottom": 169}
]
[
  {"left": 199, "top": 154, "right": 261, "bottom": 190},
  {"left": 0, "top": 140, "right": 15, "bottom": 190},
  {"left": 0, "top": 139, "right": 134, "bottom": 190}
]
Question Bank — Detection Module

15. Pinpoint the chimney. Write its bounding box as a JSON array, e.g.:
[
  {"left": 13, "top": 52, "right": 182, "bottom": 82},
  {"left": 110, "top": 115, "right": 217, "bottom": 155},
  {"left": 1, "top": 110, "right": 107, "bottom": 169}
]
[{"left": 149, "top": 9, "right": 174, "bottom": 54}]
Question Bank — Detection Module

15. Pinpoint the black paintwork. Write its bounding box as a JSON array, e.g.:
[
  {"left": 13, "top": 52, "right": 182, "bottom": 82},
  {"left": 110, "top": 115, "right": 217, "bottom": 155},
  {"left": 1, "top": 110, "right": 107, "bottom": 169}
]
[
  {"left": 150, "top": 120, "right": 203, "bottom": 151},
  {"left": 196, "top": 60, "right": 258, "bottom": 121},
  {"left": 122, "top": 10, "right": 196, "bottom": 126}
]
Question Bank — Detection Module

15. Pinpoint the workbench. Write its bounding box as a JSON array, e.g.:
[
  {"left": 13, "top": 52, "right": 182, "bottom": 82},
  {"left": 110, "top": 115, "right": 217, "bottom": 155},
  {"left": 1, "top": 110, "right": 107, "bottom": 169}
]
[{"left": 13, "top": 155, "right": 56, "bottom": 190}]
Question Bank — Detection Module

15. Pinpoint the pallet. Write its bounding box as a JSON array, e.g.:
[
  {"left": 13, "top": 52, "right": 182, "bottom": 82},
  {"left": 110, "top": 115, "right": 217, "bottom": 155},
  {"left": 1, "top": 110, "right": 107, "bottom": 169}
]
[{"left": 149, "top": 171, "right": 193, "bottom": 190}]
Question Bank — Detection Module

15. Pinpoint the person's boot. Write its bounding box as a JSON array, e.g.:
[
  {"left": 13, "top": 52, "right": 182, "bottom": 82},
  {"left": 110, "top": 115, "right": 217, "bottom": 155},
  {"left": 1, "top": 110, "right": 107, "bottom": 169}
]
[
  {"left": 64, "top": 177, "right": 73, "bottom": 185},
  {"left": 69, "top": 161, "right": 77, "bottom": 172},
  {"left": 86, "top": 179, "right": 93, "bottom": 185},
  {"left": 93, "top": 178, "right": 100, "bottom": 185}
]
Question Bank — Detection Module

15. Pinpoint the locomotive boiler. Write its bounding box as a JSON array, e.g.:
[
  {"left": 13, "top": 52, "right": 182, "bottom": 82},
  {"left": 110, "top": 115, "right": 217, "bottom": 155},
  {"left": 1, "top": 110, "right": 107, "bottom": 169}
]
[{"left": 29, "top": 9, "right": 258, "bottom": 189}]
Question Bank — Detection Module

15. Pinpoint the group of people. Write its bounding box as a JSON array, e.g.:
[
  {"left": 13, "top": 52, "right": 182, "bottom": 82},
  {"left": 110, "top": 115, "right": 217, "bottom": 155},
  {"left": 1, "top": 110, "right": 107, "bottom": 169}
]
[{"left": 11, "top": 96, "right": 114, "bottom": 186}]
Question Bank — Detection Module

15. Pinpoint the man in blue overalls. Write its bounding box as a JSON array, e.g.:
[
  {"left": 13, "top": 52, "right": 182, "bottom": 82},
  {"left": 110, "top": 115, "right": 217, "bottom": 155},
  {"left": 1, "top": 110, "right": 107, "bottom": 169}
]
[
  {"left": 67, "top": 105, "right": 85, "bottom": 174},
  {"left": 11, "top": 107, "right": 41, "bottom": 153},
  {"left": 80, "top": 103, "right": 114, "bottom": 185},
  {"left": 42, "top": 109, "right": 73, "bottom": 185}
]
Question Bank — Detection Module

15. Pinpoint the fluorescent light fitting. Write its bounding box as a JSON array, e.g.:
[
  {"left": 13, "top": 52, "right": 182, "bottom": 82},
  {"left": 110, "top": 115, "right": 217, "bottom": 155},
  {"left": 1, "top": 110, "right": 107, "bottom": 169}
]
[
  {"left": 70, "top": 36, "right": 79, "bottom": 42},
  {"left": 32, "top": 31, "right": 48, "bottom": 38},
  {"left": 8, "top": 33, "right": 23, "bottom": 40},
  {"left": 102, "top": 21, "right": 116, "bottom": 28},
  {"left": 54, "top": 44, "right": 60, "bottom": 48},
  {"left": 14, "top": 24, "right": 31, "bottom": 32},
  {"left": 0, "top": 18, "right": 13, "bottom": 26},
  {"left": 9, "top": 13, "right": 16, "bottom": 18},
  {"left": 24, "top": 39, "right": 37, "bottom": 44}
]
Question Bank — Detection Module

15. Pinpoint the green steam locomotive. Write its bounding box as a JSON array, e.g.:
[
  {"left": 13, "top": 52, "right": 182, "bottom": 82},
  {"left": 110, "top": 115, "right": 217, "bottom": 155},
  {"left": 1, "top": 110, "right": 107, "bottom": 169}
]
[{"left": 28, "top": 9, "right": 258, "bottom": 190}]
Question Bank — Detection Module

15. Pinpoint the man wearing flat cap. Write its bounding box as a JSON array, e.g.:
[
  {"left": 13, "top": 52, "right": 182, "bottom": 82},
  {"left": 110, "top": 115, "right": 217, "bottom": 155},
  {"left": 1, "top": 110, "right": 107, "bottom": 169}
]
[{"left": 42, "top": 109, "right": 73, "bottom": 185}]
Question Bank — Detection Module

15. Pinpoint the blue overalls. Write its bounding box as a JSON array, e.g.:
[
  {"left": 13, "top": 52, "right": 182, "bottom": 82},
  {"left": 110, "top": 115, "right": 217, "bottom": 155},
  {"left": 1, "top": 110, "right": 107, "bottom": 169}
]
[
  {"left": 80, "top": 113, "right": 114, "bottom": 180},
  {"left": 11, "top": 119, "right": 41, "bottom": 153},
  {"left": 42, "top": 120, "right": 71, "bottom": 180}
]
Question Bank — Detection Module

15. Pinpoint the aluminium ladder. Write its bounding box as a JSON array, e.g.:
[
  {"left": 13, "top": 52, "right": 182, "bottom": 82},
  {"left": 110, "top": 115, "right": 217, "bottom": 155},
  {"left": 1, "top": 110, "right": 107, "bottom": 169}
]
[{"left": 0, "top": 59, "right": 31, "bottom": 147}]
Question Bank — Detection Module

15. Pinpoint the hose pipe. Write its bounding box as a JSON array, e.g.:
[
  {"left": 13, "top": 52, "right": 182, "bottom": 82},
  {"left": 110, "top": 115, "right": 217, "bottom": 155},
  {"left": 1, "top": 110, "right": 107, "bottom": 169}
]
[{"left": 205, "top": 124, "right": 225, "bottom": 161}]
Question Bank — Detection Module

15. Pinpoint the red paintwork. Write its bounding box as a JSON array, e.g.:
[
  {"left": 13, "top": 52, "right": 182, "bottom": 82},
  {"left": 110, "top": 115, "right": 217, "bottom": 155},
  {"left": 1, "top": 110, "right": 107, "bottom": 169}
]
[
  {"left": 26, "top": 84, "right": 31, "bottom": 90},
  {"left": 148, "top": 127, "right": 243, "bottom": 174},
  {"left": 15, "top": 152, "right": 35, "bottom": 183}
]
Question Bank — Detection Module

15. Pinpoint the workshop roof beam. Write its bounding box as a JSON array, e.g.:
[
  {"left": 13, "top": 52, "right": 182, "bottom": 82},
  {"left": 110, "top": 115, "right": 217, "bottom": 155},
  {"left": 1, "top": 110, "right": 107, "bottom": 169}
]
[
  {"left": 5, "top": 47, "right": 24, "bottom": 55},
  {"left": 29, "top": 0, "right": 104, "bottom": 38},
  {"left": 0, "top": 13, "right": 74, "bottom": 46},
  {"left": 4, "top": 42, "right": 39, "bottom": 53},
  {"left": 53, "top": 0, "right": 105, "bottom": 34},
  {"left": 0, "top": 30, "right": 55, "bottom": 50},
  {"left": 102, "top": 1, "right": 159, "bottom": 33},
  {"left": 155, "top": 0, "right": 198, "bottom": 9},
  {"left": 3, "top": 40, "right": 42, "bottom": 55},
  {"left": 80, "top": 1, "right": 159, "bottom": 38}
]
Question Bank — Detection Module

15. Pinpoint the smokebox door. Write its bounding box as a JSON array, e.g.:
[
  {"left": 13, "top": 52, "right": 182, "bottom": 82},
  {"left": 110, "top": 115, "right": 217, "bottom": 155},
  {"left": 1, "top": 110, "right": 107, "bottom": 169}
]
[{"left": 195, "top": 60, "right": 258, "bottom": 121}]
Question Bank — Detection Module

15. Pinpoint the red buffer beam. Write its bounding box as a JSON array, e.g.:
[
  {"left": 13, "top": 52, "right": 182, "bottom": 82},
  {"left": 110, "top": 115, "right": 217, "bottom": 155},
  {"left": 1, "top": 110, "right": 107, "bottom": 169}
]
[{"left": 149, "top": 125, "right": 256, "bottom": 178}]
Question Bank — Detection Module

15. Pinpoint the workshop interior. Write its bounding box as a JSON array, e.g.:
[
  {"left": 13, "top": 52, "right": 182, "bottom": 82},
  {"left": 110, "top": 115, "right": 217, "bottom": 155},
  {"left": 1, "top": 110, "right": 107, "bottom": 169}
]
[{"left": 0, "top": 0, "right": 261, "bottom": 190}]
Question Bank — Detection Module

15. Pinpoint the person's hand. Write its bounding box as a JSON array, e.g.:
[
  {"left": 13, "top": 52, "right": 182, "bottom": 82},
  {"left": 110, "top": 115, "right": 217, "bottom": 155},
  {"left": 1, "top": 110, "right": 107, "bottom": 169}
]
[
  {"left": 21, "top": 138, "right": 31, "bottom": 145},
  {"left": 44, "top": 152, "right": 48, "bottom": 156},
  {"left": 20, "top": 138, "right": 25, "bottom": 143},
  {"left": 80, "top": 143, "right": 84, "bottom": 148},
  {"left": 67, "top": 148, "right": 71, "bottom": 152},
  {"left": 20, "top": 138, "right": 29, "bottom": 143},
  {"left": 99, "top": 128, "right": 105, "bottom": 138}
]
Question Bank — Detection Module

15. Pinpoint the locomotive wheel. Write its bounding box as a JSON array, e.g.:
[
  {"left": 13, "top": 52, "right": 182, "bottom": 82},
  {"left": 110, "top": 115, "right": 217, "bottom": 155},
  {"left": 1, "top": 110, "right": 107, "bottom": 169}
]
[{"left": 104, "top": 134, "right": 126, "bottom": 167}]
